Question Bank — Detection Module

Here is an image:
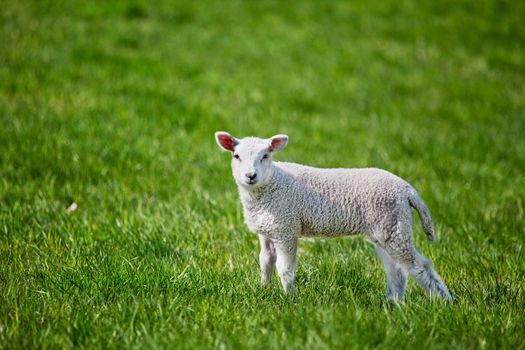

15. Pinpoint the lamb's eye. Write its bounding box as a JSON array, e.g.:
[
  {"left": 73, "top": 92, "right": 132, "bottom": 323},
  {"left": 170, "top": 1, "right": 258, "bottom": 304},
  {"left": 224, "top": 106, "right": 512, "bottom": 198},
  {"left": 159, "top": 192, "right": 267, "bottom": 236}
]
[
  {"left": 233, "top": 154, "right": 240, "bottom": 160},
  {"left": 261, "top": 154, "right": 269, "bottom": 161}
]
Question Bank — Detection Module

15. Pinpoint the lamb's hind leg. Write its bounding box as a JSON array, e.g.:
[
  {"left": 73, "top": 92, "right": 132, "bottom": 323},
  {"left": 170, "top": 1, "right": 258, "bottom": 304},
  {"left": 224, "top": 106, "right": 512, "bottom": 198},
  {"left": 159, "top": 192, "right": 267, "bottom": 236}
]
[
  {"left": 377, "top": 212, "right": 452, "bottom": 302},
  {"left": 374, "top": 245, "right": 407, "bottom": 302},
  {"left": 407, "top": 250, "right": 452, "bottom": 302},
  {"left": 383, "top": 242, "right": 452, "bottom": 302}
]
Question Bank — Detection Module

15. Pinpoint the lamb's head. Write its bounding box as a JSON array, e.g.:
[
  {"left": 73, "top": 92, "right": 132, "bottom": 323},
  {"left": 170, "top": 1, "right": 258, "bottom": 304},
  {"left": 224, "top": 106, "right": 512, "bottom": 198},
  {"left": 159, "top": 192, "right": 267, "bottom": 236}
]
[{"left": 215, "top": 131, "right": 288, "bottom": 188}]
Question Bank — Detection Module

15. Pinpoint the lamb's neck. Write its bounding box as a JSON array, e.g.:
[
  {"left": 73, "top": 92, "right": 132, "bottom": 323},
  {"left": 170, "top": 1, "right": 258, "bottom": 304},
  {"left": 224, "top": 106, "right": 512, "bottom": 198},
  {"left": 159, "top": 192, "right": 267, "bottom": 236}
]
[
  {"left": 238, "top": 181, "right": 272, "bottom": 207},
  {"left": 237, "top": 167, "right": 279, "bottom": 210}
]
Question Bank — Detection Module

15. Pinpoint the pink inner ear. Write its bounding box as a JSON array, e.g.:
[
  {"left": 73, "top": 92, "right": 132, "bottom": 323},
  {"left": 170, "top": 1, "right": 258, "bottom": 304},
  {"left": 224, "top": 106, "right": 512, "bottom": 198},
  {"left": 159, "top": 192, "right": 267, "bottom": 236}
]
[
  {"left": 218, "top": 134, "right": 235, "bottom": 151},
  {"left": 270, "top": 137, "right": 284, "bottom": 152}
]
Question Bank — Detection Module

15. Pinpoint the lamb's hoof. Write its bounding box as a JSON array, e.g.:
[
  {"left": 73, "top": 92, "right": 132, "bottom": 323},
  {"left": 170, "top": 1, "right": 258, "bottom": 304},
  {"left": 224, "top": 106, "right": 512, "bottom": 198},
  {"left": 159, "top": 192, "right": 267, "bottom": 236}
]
[
  {"left": 260, "top": 279, "right": 271, "bottom": 287},
  {"left": 384, "top": 296, "right": 404, "bottom": 308},
  {"left": 386, "top": 297, "right": 403, "bottom": 304},
  {"left": 385, "top": 291, "right": 404, "bottom": 304},
  {"left": 443, "top": 293, "right": 453, "bottom": 304},
  {"left": 429, "top": 291, "right": 453, "bottom": 304}
]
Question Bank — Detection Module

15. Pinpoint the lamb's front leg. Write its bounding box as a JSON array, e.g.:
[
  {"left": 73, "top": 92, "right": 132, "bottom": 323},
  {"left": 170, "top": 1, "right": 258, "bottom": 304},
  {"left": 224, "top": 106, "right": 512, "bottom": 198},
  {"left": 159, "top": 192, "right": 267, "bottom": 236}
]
[
  {"left": 274, "top": 238, "right": 298, "bottom": 295},
  {"left": 259, "top": 234, "right": 276, "bottom": 285}
]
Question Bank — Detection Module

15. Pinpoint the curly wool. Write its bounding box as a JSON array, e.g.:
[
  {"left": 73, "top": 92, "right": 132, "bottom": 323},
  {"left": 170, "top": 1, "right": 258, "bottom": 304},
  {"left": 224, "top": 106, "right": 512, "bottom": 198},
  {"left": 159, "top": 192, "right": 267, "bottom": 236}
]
[{"left": 240, "top": 162, "right": 433, "bottom": 244}]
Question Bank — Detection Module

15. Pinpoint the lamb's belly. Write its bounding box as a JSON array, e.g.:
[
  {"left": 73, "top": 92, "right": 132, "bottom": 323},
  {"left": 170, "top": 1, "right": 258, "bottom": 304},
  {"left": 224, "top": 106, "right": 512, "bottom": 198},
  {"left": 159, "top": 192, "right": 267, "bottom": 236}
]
[
  {"left": 300, "top": 218, "right": 360, "bottom": 237},
  {"left": 298, "top": 198, "right": 365, "bottom": 237}
]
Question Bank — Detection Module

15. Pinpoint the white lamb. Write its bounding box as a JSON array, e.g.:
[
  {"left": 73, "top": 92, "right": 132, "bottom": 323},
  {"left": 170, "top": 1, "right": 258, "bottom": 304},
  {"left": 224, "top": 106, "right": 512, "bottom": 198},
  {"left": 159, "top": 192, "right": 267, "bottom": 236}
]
[{"left": 215, "top": 131, "right": 451, "bottom": 302}]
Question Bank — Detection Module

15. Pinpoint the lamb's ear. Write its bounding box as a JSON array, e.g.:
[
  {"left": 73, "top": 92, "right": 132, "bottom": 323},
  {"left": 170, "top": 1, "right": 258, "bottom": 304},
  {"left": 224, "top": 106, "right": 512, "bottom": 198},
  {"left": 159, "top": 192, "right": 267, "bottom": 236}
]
[
  {"left": 268, "top": 134, "right": 288, "bottom": 152},
  {"left": 215, "top": 131, "right": 239, "bottom": 152}
]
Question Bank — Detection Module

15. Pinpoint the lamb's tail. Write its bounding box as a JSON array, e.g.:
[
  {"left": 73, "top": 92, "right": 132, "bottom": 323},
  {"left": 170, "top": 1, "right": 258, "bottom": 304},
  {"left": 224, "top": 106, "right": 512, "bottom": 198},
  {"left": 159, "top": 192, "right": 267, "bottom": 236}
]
[{"left": 408, "top": 189, "right": 435, "bottom": 242}]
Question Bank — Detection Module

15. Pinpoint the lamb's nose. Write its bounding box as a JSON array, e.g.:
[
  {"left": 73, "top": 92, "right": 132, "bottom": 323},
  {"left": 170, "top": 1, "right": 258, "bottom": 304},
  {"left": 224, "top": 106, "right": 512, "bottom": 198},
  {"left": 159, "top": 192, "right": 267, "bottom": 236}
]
[{"left": 246, "top": 172, "right": 257, "bottom": 180}]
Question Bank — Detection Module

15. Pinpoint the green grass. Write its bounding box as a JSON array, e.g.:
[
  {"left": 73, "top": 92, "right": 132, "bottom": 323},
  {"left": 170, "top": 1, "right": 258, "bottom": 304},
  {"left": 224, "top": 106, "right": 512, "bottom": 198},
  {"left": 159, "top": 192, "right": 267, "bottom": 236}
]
[{"left": 1, "top": 0, "right": 524, "bottom": 348}]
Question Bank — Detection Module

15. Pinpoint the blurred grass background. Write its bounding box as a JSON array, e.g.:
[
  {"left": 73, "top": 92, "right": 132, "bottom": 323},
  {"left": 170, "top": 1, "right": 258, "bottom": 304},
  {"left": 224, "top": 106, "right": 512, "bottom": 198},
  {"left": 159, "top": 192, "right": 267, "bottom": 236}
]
[{"left": 1, "top": 0, "right": 524, "bottom": 348}]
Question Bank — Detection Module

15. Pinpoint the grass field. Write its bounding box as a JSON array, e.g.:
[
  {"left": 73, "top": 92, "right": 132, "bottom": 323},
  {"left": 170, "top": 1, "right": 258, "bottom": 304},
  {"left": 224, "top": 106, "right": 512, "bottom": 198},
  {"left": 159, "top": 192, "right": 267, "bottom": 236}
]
[{"left": 1, "top": 0, "right": 524, "bottom": 348}]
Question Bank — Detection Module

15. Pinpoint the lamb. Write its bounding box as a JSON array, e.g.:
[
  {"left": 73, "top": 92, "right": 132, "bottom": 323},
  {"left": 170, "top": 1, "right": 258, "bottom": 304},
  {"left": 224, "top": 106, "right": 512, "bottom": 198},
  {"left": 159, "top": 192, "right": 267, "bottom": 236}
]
[{"left": 214, "top": 131, "right": 452, "bottom": 302}]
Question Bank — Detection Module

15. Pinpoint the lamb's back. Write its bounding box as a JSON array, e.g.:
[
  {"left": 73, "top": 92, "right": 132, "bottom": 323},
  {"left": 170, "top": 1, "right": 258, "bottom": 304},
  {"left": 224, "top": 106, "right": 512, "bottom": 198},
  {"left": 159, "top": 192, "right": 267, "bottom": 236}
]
[{"left": 275, "top": 162, "right": 409, "bottom": 197}]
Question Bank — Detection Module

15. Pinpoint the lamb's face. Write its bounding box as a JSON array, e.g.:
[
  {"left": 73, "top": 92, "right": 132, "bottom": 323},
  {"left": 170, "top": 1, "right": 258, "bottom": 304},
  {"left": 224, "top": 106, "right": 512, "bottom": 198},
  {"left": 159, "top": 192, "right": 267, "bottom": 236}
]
[
  {"left": 215, "top": 132, "right": 288, "bottom": 189},
  {"left": 230, "top": 138, "right": 273, "bottom": 188}
]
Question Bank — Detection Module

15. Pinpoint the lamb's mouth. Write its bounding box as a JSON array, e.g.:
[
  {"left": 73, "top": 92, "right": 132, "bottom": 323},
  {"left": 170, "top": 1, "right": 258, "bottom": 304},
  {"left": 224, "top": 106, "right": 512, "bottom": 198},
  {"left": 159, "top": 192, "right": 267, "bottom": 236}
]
[{"left": 245, "top": 179, "right": 258, "bottom": 185}]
